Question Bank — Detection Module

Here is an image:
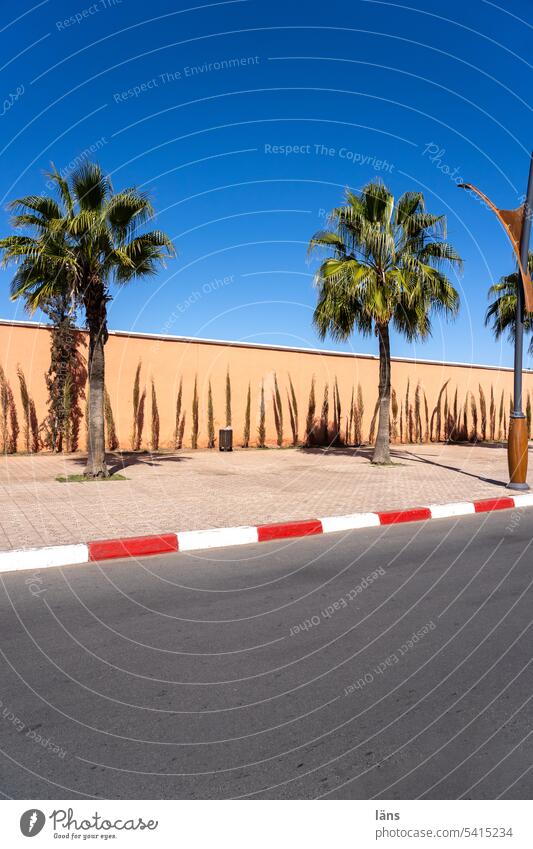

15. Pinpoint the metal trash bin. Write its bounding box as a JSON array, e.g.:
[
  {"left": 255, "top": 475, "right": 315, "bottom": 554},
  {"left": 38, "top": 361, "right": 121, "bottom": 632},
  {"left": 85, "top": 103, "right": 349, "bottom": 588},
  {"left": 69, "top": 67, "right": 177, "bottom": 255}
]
[{"left": 219, "top": 427, "right": 233, "bottom": 451}]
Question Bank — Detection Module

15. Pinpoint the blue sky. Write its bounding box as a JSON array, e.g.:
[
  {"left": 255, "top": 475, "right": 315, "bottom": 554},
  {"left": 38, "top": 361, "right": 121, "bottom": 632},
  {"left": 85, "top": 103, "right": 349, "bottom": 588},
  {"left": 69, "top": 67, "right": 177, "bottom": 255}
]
[{"left": 0, "top": 0, "right": 532, "bottom": 367}]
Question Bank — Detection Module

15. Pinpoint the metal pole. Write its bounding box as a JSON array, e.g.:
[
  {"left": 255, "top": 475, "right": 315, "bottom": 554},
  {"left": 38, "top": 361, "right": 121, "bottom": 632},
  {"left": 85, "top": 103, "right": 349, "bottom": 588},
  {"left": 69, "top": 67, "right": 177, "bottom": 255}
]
[
  {"left": 507, "top": 152, "right": 533, "bottom": 490},
  {"left": 514, "top": 153, "right": 533, "bottom": 414}
]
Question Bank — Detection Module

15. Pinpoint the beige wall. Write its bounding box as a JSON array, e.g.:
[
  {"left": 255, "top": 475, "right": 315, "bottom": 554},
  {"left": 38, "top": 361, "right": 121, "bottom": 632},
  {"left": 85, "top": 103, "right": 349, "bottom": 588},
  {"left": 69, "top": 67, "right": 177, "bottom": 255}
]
[{"left": 0, "top": 319, "right": 531, "bottom": 451}]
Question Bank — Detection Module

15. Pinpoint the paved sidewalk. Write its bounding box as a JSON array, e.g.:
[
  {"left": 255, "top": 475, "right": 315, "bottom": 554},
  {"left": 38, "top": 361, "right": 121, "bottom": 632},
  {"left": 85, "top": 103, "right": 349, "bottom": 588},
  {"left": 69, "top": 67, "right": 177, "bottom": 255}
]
[{"left": 0, "top": 443, "right": 525, "bottom": 551}]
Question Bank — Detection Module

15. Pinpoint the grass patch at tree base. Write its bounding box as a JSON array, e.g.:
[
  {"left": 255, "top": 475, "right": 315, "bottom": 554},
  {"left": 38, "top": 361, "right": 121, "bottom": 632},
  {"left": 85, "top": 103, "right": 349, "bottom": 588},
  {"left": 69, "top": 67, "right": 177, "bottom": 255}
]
[
  {"left": 56, "top": 473, "right": 128, "bottom": 483},
  {"left": 371, "top": 460, "right": 405, "bottom": 467}
]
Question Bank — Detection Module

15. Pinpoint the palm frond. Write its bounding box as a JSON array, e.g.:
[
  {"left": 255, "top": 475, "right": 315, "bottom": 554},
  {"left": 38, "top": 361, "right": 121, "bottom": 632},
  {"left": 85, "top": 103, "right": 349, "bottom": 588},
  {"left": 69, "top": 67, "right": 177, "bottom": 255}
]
[
  {"left": 485, "top": 254, "right": 533, "bottom": 347},
  {"left": 1, "top": 160, "right": 175, "bottom": 322},
  {"left": 112, "top": 231, "right": 175, "bottom": 282},
  {"left": 45, "top": 163, "right": 74, "bottom": 214},
  {"left": 308, "top": 181, "right": 462, "bottom": 342},
  {"left": 361, "top": 180, "right": 394, "bottom": 225},
  {"left": 105, "top": 189, "right": 155, "bottom": 241},
  {"left": 7, "top": 195, "right": 63, "bottom": 222},
  {"left": 395, "top": 191, "right": 425, "bottom": 225},
  {"left": 307, "top": 230, "right": 347, "bottom": 258},
  {"left": 419, "top": 240, "right": 463, "bottom": 270},
  {"left": 71, "top": 162, "right": 111, "bottom": 211}
]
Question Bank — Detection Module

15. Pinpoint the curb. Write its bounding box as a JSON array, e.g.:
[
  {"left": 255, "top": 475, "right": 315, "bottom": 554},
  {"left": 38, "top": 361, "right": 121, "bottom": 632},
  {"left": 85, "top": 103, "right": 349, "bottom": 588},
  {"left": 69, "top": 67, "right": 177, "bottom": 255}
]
[{"left": 2, "top": 493, "right": 533, "bottom": 574}]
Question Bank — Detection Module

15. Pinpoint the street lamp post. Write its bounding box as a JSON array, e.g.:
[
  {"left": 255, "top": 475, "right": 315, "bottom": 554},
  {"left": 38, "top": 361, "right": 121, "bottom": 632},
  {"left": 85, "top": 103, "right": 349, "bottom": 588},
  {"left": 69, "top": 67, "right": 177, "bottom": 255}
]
[
  {"left": 509, "top": 155, "right": 533, "bottom": 490},
  {"left": 459, "top": 153, "right": 533, "bottom": 490}
]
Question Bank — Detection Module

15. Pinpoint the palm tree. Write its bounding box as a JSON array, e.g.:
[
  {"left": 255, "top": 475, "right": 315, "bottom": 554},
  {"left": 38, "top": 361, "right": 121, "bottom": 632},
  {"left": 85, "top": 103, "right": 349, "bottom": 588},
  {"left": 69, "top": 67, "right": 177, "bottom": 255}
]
[
  {"left": 485, "top": 254, "right": 533, "bottom": 355},
  {"left": 309, "top": 180, "right": 462, "bottom": 463},
  {"left": 0, "top": 162, "right": 175, "bottom": 477}
]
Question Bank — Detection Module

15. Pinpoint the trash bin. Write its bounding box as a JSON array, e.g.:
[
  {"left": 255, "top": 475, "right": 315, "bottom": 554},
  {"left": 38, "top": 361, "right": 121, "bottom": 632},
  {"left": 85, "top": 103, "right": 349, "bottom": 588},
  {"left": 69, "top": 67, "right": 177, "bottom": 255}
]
[{"left": 219, "top": 427, "right": 233, "bottom": 451}]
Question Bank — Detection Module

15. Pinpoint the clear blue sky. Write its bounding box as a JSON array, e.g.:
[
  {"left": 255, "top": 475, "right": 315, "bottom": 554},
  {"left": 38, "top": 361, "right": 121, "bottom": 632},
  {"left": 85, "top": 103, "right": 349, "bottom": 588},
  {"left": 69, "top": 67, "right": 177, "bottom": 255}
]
[{"left": 0, "top": 0, "right": 531, "bottom": 367}]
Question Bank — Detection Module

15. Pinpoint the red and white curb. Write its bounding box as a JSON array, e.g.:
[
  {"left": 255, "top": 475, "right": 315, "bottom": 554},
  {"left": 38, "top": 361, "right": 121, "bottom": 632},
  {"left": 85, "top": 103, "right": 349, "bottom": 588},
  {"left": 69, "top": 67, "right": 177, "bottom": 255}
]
[{"left": 2, "top": 494, "right": 533, "bottom": 574}]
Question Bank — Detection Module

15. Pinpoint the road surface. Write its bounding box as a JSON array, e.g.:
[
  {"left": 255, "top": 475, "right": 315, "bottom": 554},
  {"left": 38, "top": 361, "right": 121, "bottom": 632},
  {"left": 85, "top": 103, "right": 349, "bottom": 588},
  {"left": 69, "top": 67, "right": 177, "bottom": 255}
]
[{"left": 1, "top": 509, "right": 532, "bottom": 799}]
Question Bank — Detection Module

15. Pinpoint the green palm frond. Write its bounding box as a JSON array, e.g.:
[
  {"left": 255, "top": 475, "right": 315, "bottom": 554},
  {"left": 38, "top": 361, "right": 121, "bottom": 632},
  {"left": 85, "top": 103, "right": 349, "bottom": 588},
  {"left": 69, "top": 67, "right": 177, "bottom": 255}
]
[
  {"left": 9, "top": 213, "right": 54, "bottom": 232},
  {"left": 45, "top": 164, "right": 74, "bottom": 214},
  {"left": 308, "top": 230, "right": 348, "bottom": 257},
  {"left": 361, "top": 180, "right": 394, "bottom": 224},
  {"left": 0, "top": 160, "right": 176, "bottom": 322},
  {"left": 71, "top": 162, "right": 111, "bottom": 211},
  {"left": 308, "top": 179, "right": 462, "bottom": 343},
  {"left": 7, "top": 195, "right": 63, "bottom": 223},
  {"left": 485, "top": 255, "right": 533, "bottom": 353},
  {"left": 0, "top": 235, "right": 40, "bottom": 263},
  {"left": 112, "top": 231, "right": 175, "bottom": 282},
  {"left": 66, "top": 211, "right": 102, "bottom": 238},
  {"left": 419, "top": 240, "right": 463, "bottom": 269},
  {"left": 314, "top": 270, "right": 373, "bottom": 340},
  {"left": 122, "top": 231, "right": 175, "bottom": 261},
  {"left": 395, "top": 191, "right": 425, "bottom": 225},
  {"left": 105, "top": 190, "right": 155, "bottom": 241}
]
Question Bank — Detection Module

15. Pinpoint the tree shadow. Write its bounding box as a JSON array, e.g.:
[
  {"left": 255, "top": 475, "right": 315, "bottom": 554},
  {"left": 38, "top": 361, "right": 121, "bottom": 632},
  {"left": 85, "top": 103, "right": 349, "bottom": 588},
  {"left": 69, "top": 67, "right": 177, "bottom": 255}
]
[
  {"left": 382, "top": 447, "right": 510, "bottom": 488},
  {"left": 298, "top": 444, "right": 374, "bottom": 459},
  {"left": 69, "top": 450, "right": 191, "bottom": 474},
  {"left": 443, "top": 440, "right": 510, "bottom": 450},
  {"left": 298, "top": 443, "right": 511, "bottom": 487}
]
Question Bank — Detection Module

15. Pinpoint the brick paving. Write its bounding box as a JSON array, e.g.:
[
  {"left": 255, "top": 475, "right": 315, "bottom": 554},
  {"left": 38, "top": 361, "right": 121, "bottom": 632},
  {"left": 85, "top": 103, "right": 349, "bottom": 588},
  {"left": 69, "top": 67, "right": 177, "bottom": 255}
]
[{"left": 0, "top": 442, "right": 525, "bottom": 551}]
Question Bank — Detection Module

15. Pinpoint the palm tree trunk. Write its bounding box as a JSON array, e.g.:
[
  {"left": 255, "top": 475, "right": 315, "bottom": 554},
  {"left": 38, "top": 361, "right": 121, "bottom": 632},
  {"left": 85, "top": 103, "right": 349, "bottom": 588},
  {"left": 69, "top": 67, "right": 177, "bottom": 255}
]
[
  {"left": 372, "top": 321, "right": 392, "bottom": 464},
  {"left": 84, "top": 288, "right": 108, "bottom": 478}
]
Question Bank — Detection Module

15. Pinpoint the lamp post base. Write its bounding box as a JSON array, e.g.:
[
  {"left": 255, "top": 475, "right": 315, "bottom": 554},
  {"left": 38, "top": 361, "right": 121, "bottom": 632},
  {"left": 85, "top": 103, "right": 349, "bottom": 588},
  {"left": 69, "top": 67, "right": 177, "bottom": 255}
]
[{"left": 507, "top": 415, "right": 530, "bottom": 490}]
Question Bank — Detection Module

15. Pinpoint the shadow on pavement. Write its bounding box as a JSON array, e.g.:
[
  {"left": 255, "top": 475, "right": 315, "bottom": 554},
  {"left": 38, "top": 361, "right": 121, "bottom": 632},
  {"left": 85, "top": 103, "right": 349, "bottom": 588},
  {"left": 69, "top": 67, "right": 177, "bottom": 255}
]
[
  {"left": 298, "top": 443, "right": 509, "bottom": 488},
  {"left": 69, "top": 450, "right": 191, "bottom": 475}
]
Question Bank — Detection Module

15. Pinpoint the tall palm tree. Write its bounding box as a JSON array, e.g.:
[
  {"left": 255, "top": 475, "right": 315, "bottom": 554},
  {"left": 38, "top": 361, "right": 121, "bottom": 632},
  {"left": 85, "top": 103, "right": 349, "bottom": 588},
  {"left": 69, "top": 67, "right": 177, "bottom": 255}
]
[
  {"left": 0, "top": 162, "right": 175, "bottom": 477},
  {"left": 485, "top": 254, "right": 533, "bottom": 354},
  {"left": 309, "top": 180, "right": 462, "bottom": 463}
]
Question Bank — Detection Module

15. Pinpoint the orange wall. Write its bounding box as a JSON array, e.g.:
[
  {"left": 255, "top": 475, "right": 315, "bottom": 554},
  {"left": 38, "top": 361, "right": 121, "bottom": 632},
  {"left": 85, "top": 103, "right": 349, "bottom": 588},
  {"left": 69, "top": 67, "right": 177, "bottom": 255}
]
[{"left": 0, "top": 320, "right": 530, "bottom": 450}]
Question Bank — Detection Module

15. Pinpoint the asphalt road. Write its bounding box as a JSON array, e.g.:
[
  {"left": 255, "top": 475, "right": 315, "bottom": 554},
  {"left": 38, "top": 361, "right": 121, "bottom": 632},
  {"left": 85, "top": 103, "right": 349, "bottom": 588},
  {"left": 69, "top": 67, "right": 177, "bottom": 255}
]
[{"left": 1, "top": 509, "right": 532, "bottom": 800}]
